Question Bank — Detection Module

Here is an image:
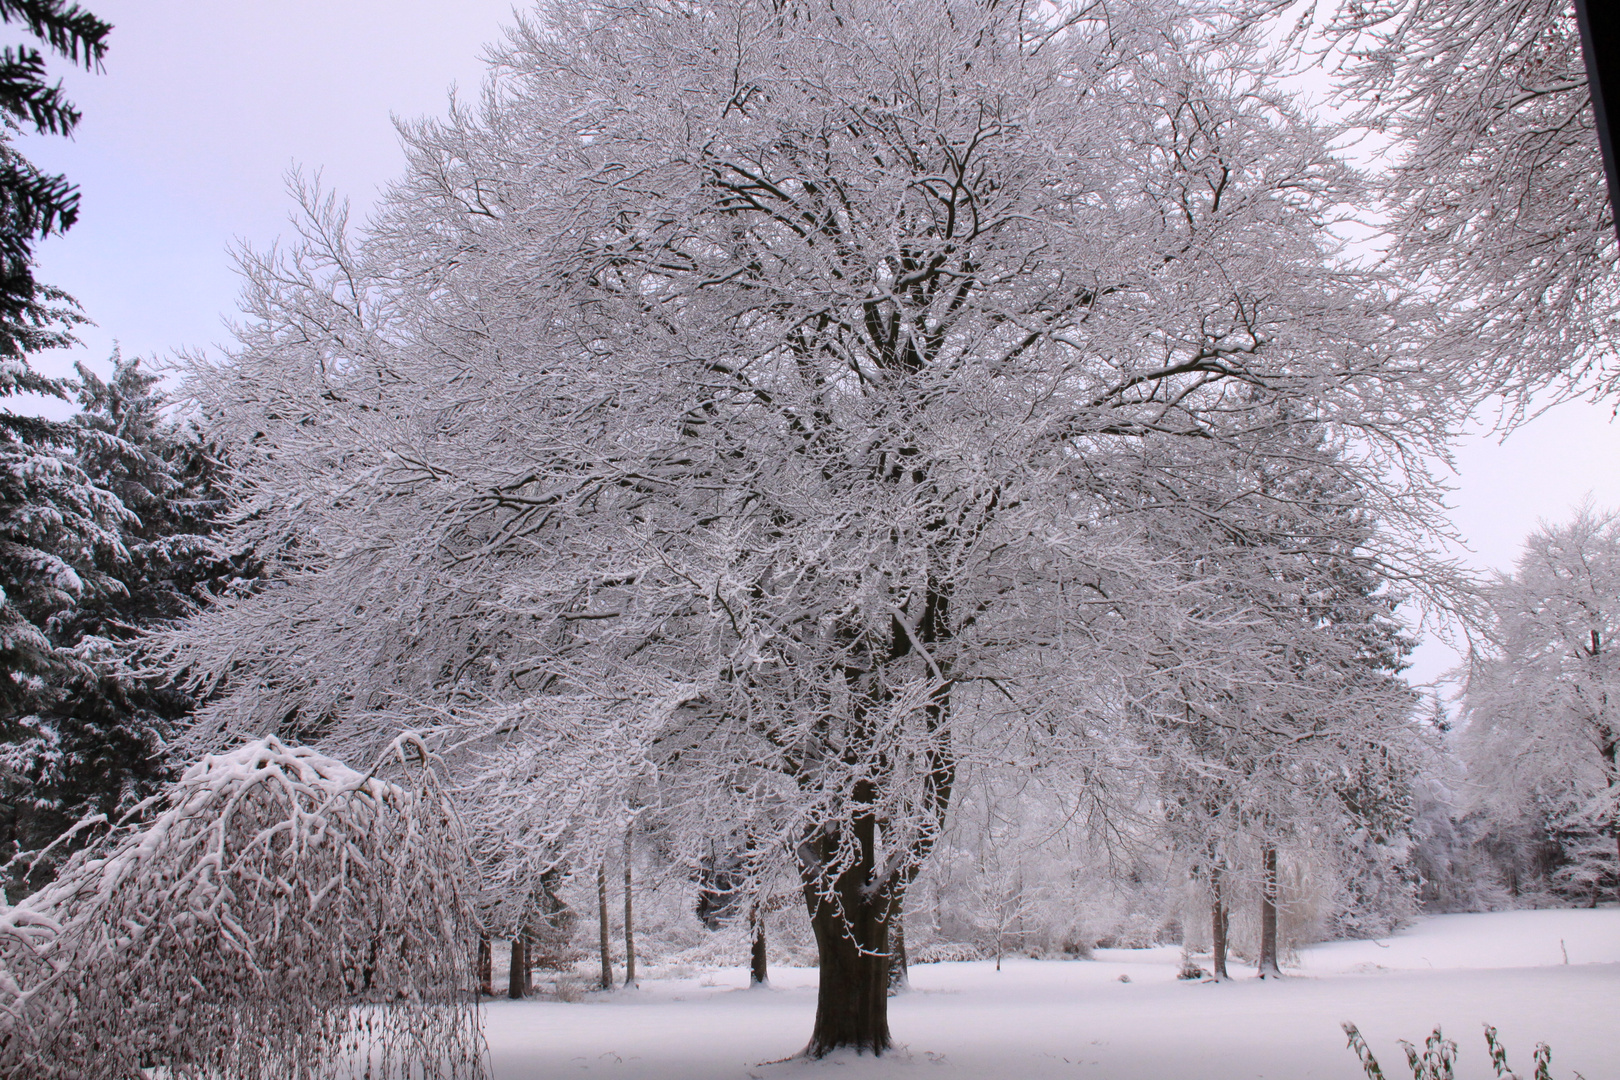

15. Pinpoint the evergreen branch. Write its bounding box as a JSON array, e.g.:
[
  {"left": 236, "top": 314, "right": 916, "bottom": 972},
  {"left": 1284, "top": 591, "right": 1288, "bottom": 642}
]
[
  {"left": 0, "top": 0, "right": 110, "bottom": 69},
  {"left": 0, "top": 46, "right": 79, "bottom": 134}
]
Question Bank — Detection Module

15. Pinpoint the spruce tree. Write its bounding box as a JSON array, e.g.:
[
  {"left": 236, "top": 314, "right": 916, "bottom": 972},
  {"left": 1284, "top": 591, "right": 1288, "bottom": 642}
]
[
  {"left": 0, "top": 0, "right": 126, "bottom": 897},
  {"left": 2, "top": 355, "right": 249, "bottom": 894}
]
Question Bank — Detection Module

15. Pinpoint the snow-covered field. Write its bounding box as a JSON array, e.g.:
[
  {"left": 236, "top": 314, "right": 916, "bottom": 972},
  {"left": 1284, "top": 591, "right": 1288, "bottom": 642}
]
[{"left": 483, "top": 909, "right": 1619, "bottom": 1080}]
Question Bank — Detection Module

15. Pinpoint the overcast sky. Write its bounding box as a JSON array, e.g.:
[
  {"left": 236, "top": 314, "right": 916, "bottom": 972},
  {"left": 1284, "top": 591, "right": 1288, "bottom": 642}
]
[{"left": 14, "top": 0, "right": 1620, "bottom": 691}]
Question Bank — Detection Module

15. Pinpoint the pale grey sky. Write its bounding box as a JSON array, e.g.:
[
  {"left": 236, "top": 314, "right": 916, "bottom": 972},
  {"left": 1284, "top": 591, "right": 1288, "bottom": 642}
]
[
  {"left": 20, "top": 0, "right": 513, "bottom": 368},
  {"left": 13, "top": 0, "right": 1620, "bottom": 691}
]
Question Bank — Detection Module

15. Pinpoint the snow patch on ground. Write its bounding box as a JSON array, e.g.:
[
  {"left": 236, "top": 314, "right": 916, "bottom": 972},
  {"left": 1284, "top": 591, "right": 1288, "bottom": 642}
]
[
  {"left": 483, "top": 908, "right": 1619, "bottom": 1080},
  {"left": 1297, "top": 908, "right": 1620, "bottom": 972}
]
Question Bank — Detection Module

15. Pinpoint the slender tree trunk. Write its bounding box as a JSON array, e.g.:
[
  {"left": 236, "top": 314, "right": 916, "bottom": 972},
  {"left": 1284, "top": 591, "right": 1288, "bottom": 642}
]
[
  {"left": 623, "top": 828, "right": 637, "bottom": 988},
  {"left": 1210, "top": 862, "right": 1229, "bottom": 981},
  {"left": 1258, "top": 845, "right": 1280, "bottom": 978},
  {"left": 750, "top": 895, "right": 769, "bottom": 987},
  {"left": 1609, "top": 747, "right": 1620, "bottom": 905},
  {"left": 477, "top": 934, "right": 493, "bottom": 997},
  {"left": 887, "top": 914, "right": 908, "bottom": 995},
  {"left": 597, "top": 861, "right": 613, "bottom": 990},
  {"left": 1597, "top": 722, "right": 1618, "bottom": 903},
  {"left": 508, "top": 933, "right": 527, "bottom": 999}
]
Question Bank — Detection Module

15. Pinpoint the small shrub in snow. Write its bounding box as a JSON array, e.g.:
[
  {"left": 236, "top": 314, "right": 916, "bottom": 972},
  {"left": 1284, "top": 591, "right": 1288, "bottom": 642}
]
[
  {"left": 1343, "top": 1023, "right": 1454, "bottom": 1080},
  {"left": 909, "top": 942, "right": 988, "bottom": 965},
  {"left": 1176, "top": 943, "right": 1207, "bottom": 980},
  {"left": 0, "top": 736, "right": 484, "bottom": 1080},
  {"left": 1343, "top": 1022, "right": 1585, "bottom": 1080}
]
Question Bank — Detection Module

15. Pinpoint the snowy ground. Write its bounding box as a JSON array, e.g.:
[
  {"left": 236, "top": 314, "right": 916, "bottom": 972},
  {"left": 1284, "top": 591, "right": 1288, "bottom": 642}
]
[{"left": 483, "top": 909, "right": 1619, "bottom": 1080}]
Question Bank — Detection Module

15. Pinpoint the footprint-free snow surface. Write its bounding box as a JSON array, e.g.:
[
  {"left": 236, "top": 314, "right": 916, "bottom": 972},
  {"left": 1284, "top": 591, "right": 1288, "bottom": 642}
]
[{"left": 483, "top": 908, "right": 1618, "bottom": 1080}]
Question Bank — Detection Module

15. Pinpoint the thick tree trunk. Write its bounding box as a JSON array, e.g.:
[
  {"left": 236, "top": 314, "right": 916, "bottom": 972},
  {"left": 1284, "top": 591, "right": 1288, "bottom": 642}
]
[
  {"left": 799, "top": 810, "right": 896, "bottom": 1057},
  {"left": 623, "top": 829, "right": 637, "bottom": 988},
  {"left": 1210, "top": 862, "right": 1229, "bottom": 980},
  {"left": 597, "top": 862, "right": 613, "bottom": 990},
  {"left": 793, "top": 598, "right": 952, "bottom": 1057},
  {"left": 507, "top": 933, "right": 527, "bottom": 999},
  {"left": 803, "top": 882, "right": 893, "bottom": 1056},
  {"left": 749, "top": 896, "right": 769, "bottom": 987},
  {"left": 1258, "top": 845, "right": 1280, "bottom": 978},
  {"left": 476, "top": 934, "right": 492, "bottom": 997}
]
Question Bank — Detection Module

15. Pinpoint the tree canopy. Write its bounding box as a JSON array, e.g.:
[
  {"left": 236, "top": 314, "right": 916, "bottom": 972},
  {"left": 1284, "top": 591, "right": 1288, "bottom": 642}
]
[{"left": 161, "top": 0, "right": 1459, "bottom": 1053}]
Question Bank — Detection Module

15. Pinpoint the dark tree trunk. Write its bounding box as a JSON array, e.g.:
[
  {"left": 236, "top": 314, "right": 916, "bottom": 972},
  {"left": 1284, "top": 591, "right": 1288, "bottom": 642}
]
[
  {"left": 749, "top": 896, "right": 769, "bottom": 986},
  {"left": 597, "top": 861, "right": 613, "bottom": 990},
  {"left": 802, "top": 881, "right": 892, "bottom": 1056},
  {"left": 508, "top": 933, "right": 527, "bottom": 999},
  {"left": 1210, "top": 862, "right": 1229, "bottom": 980},
  {"left": 798, "top": 807, "right": 896, "bottom": 1057},
  {"left": 1258, "top": 845, "right": 1280, "bottom": 978},
  {"left": 477, "top": 934, "right": 493, "bottom": 997},
  {"left": 1609, "top": 739, "right": 1620, "bottom": 905},
  {"left": 887, "top": 916, "right": 908, "bottom": 995},
  {"left": 623, "top": 829, "right": 637, "bottom": 988},
  {"left": 792, "top": 586, "right": 953, "bottom": 1057}
]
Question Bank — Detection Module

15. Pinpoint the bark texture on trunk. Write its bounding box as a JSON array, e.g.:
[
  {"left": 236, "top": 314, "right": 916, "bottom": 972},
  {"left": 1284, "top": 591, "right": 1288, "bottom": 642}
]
[
  {"left": 887, "top": 917, "right": 908, "bottom": 995},
  {"left": 524, "top": 932, "right": 535, "bottom": 997},
  {"left": 749, "top": 896, "right": 769, "bottom": 987},
  {"left": 793, "top": 592, "right": 953, "bottom": 1056},
  {"left": 507, "top": 933, "right": 527, "bottom": 999},
  {"left": 1210, "top": 862, "right": 1229, "bottom": 980},
  {"left": 1609, "top": 737, "right": 1620, "bottom": 905},
  {"left": 597, "top": 862, "right": 613, "bottom": 990},
  {"left": 623, "top": 830, "right": 637, "bottom": 988},
  {"left": 477, "top": 934, "right": 492, "bottom": 997},
  {"left": 1258, "top": 845, "right": 1280, "bottom": 978},
  {"left": 799, "top": 815, "right": 896, "bottom": 1057},
  {"left": 803, "top": 886, "right": 892, "bottom": 1056}
]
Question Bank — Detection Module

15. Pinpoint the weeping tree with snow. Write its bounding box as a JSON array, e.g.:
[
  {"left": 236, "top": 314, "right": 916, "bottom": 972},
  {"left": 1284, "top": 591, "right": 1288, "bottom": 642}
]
[
  {"left": 1460, "top": 507, "right": 1620, "bottom": 904},
  {"left": 0, "top": 736, "right": 485, "bottom": 1080},
  {"left": 161, "top": 0, "right": 1462, "bottom": 1056}
]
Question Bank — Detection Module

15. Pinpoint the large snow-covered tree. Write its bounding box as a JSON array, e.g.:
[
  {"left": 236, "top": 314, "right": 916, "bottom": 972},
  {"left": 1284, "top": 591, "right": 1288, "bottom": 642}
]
[
  {"left": 1460, "top": 507, "right": 1620, "bottom": 903},
  {"left": 0, "top": 0, "right": 133, "bottom": 898},
  {"left": 1125, "top": 431, "right": 1421, "bottom": 976},
  {"left": 165, "top": 0, "right": 1459, "bottom": 1055}
]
